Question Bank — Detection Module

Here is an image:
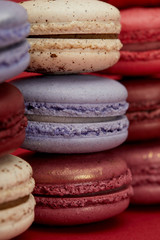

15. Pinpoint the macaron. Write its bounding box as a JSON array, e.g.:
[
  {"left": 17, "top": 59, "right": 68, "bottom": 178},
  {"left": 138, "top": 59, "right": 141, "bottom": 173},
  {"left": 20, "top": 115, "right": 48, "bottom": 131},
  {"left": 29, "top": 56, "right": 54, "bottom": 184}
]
[
  {"left": 0, "top": 154, "right": 35, "bottom": 240},
  {"left": 115, "top": 140, "right": 160, "bottom": 204},
  {"left": 19, "top": 150, "right": 133, "bottom": 225},
  {"left": 20, "top": 0, "right": 122, "bottom": 74},
  {"left": 0, "top": 1, "right": 30, "bottom": 82},
  {"left": 121, "top": 77, "right": 160, "bottom": 141},
  {"left": 13, "top": 74, "right": 129, "bottom": 153},
  {"left": 0, "top": 82, "right": 27, "bottom": 157},
  {"left": 101, "top": 8, "right": 160, "bottom": 76},
  {"left": 102, "top": 0, "right": 160, "bottom": 8}
]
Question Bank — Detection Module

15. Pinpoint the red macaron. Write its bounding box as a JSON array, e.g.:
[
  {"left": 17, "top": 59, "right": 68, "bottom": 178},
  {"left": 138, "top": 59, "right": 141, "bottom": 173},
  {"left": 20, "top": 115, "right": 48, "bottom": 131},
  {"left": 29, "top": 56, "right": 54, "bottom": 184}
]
[
  {"left": 102, "top": 0, "right": 160, "bottom": 8},
  {"left": 20, "top": 150, "right": 133, "bottom": 225},
  {"left": 0, "top": 83, "right": 27, "bottom": 156},
  {"left": 114, "top": 140, "right": 160, "bottom": 204},
  {"left": 101, "top": 8, "right": 160, "bottom": 76},
  {"left": 120, "top": 76, "right": 160, "bottom": 141}
]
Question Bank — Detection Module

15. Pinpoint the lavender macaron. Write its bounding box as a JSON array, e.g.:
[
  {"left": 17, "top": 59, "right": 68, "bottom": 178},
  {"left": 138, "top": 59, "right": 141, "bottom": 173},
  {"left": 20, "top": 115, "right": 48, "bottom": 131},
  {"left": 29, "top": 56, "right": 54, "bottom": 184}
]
[
  {"left": 0, "top": 1, "right": 30, "bottom": 82},
  {"left": 13, "top": 74, "right": 129, "bottom": 153}
]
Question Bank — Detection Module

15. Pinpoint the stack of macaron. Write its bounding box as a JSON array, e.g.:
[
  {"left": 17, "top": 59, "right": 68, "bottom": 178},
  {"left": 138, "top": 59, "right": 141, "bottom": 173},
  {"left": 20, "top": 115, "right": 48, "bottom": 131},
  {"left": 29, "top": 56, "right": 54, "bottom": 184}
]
[
  {"left": 0, "top": 1, "right": 35, "bottom": 239},
  {"left": 12, "top": 0, "right": 133, "bottom": 226},
  {"left": 100, "top": 1, "right": 160, "bottom": 205}
]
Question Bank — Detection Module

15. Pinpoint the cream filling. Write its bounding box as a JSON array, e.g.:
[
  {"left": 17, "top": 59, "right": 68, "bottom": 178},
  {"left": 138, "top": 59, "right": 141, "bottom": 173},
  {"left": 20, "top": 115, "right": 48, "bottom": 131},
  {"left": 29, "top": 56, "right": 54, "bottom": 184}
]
[
  {"left": 0, "top": 194, "right": 35, "bottom": 225},
  {"left": 27, "top": 115, "right": 122, "bottom": 123}
]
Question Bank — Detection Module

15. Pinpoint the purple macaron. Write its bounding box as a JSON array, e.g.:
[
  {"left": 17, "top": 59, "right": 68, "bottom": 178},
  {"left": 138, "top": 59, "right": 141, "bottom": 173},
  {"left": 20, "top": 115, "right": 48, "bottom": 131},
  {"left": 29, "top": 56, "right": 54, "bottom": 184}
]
[
  {"left": 13, "top": 74, "right": 129, "bottom": 153},
  {"left": 20, "top": 150, "right": 133, "bottom": 225},
  {"left": 0, "top": 1, "right": 30, "bottom": 82}
]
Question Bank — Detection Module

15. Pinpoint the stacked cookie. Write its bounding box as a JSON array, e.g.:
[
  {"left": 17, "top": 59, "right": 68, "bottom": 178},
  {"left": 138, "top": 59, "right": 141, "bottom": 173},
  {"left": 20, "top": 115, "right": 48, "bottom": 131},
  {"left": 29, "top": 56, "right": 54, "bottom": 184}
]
[
  {"left": 0, "top": 1, "right": 35, "bottom": 239},
  {"left": 12, "top": 0, "right": 133, "bottom": 225},
  {"left": 101, "top": 3, "right": 160, "bottom": 204}
]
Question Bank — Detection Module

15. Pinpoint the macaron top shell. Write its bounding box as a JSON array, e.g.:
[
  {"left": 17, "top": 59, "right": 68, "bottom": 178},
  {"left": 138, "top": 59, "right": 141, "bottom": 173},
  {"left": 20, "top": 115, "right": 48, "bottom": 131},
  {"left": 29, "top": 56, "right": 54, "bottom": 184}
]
[
  {"left": 21, "top": 0, "right": 121, "bottom": 35},
  {"left": 0, "top": 154, "right": 35, "bottom": 204},
  {"left": 0, "top": 1, "right": 30, "bottom": 47},
  {"left": 13, "top": 75, "right": 128, "bottom": 104},
  {"left": 121, "top": 77, "right": 160, "bottom": 111},
  {"left": 120, "top": 8, "right": 160, "bottom": 44},
  {"left": 21, "top": 151, "right": 129, "bottom": 185},
  {"left": 0, "top": 83, "right": 25, "bottom": 122}
]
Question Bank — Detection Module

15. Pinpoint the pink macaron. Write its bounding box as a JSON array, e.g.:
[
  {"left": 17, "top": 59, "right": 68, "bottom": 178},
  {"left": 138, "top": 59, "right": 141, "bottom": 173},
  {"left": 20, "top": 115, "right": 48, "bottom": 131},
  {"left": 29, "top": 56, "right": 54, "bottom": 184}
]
[
  {"left": 100, "top": 8, "right": 160, "bottom": 76},
  {"left": 19, "top": 150, "right": 133, "bottom": 225},
  {"left": 114, "top": 140, "right": 160, "bottom": 204}
]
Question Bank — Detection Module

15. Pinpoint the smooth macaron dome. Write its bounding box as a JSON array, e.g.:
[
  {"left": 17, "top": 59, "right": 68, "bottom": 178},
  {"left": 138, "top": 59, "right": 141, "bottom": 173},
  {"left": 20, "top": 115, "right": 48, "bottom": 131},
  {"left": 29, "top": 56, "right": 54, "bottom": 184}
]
[
  {"left": 13, "top": 74, "right": 129, "bottom": 153},
  {"left": 0, "top": 154, "right": 35, "bottom": 240},
  {"left": 105, "top": 8, "right": 160, "bottom": 76},
  {"left": 0, "top": 83, "right": 27, "bottom": 157},
  {"left": 121, "top": 77, "right": 160, "bottom": 141},
  {"left": 116, "top": 140, "right": 160, "bottom": 204},
  {"left": 21, "top": 0, "right": 122, "bottom": 74},
  {"left": 20, "top": 151, "right": 133, "bottom": 225},
  {"left": 0, "top": 1, "right": 30, "bottom": 82}
]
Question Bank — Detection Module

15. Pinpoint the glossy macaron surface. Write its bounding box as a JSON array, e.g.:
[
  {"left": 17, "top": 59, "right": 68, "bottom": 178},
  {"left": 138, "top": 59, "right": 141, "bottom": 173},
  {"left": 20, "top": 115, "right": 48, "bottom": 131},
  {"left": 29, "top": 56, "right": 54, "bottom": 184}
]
[{"left": 20, "top": 151, "right": 133, "bottom": 225}]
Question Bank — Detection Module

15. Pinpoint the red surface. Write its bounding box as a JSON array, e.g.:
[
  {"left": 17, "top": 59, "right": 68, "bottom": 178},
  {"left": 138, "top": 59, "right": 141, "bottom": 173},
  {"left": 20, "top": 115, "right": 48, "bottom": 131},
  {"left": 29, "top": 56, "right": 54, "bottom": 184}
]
[{"left": 13, "top": 204, "right": 160, "bottom": 240}]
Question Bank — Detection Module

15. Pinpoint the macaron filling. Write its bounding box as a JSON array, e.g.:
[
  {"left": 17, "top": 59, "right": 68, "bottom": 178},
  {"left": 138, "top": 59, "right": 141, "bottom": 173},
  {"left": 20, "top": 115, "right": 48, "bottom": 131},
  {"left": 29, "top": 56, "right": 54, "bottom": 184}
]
[
  {"left": 29, "top": 34, "right": 118, "bottom": 39},
  {"left": 0, "top": 196, "right": 29, "bottom": 210},
  {"left": 26, "top": 116, "right": 128, "bottom": 138},
  {"left": 25, "top": 101, "right": 129, "bottom": 118},
  {"left": 34, "top": 169, "right": 133, "bottom": 208}
]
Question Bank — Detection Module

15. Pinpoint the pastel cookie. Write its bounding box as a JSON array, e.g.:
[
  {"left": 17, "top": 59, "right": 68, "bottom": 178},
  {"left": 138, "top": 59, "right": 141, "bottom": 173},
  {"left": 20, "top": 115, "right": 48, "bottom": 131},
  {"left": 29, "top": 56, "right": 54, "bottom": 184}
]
[
  {"left": 20, "top": 150, "right": 133, "bottom": 225},
  {"left": 21, "top": 0, "right": 122, "bottom": 74},
  {"left": 115, "top": 140, "right": 160, "bottom": 204},
  {"left": 0, "top": 83, "right": 27, "bottom": 157},
  {"left": 121, "top": 77, "right": 160, "bottom": 141},
  {"left": 13, "top": 74, "right": 129, "bottom": 153},
  {"left": 0, "top": 1, "right": 30, "bottom": 82},
  {"left": 101, "top": 8, "right": 160, "bottom": 76},
  {"left": 0, "top": 154, "right": 35, "bottom": 240}
]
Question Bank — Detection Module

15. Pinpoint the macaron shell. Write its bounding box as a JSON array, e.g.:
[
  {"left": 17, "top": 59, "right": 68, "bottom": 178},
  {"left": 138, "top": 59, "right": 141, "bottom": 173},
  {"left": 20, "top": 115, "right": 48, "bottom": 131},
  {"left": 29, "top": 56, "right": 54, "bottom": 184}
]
[
  {"left": 21, "top": 0, "right": 121, "bottom": 35},
  {"left": 0, "top": 154, "right": 34, "bottom": 204},
  {"left": 13, "top": 74, "right": 128, "bottom": 104},
  {"left": 114, "top": 140, "right": 160, "bottom": 204},
  {"left": 28, "top": 38, "right": 121, "bottom": 74},
  {"left": 20, "top": 150, "right": 130, "bottom": 185},
  {"left": 0, "top": 83, "right": 27, "bottom": 156},
  {"left": 0, "top": 194, "right": 35, "bottom": 240},
  {"left": 35, "top": 198, "right": 130, "bottom": 225},
  {"left": 23, "top": 116, "right": 128, "bottom": 153},
  {"left": 0, "top": 40, "right": 30, "bottom": 83},
  {"left": 121, "top": 77, "right": 160, "bottom": 141},
  {"left": 0, "top": 1, "right": 30, "bottom": 48}
]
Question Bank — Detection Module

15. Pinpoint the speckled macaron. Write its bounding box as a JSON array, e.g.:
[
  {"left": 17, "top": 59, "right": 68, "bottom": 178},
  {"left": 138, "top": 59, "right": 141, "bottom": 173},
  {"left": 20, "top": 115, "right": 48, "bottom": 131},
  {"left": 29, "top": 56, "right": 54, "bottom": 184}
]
[
  {"left": 21, "top": 0, "right": 122, "bottom": 74},
  {"left": 0, "top": 154, "right": 35, "bottom": 240}
]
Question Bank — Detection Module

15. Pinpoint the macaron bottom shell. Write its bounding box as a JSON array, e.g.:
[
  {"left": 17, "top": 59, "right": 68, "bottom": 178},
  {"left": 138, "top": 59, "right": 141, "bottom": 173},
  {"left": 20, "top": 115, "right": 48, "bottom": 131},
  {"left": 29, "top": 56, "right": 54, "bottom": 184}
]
[
  {"left": 28, "top": 38, "right": 121, "bottom": 74},
  {"left": 0, "top": 194, "right": 35, "bottom": 240},
  {"left": 131, "top": 185, "right": 160, "bottom": 205},
  {"left": 23, "top": 116, "right": 128, "bottom": 153},
  {"left": 35, "top": 198, "right": 130, "bottom": 225},
  {"left": 0, "top": 41, "right": 30, "bottom": 83}
]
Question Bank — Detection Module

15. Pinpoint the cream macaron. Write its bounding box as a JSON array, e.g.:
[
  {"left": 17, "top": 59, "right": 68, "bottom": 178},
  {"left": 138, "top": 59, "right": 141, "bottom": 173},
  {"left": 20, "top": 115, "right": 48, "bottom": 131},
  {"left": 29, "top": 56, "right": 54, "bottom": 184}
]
[
  {"left": 21, "top": 0, "right": 122, "bottom": 74},
  {"left": 0, "top": 154, "right": 35, "bottom": 240}
]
